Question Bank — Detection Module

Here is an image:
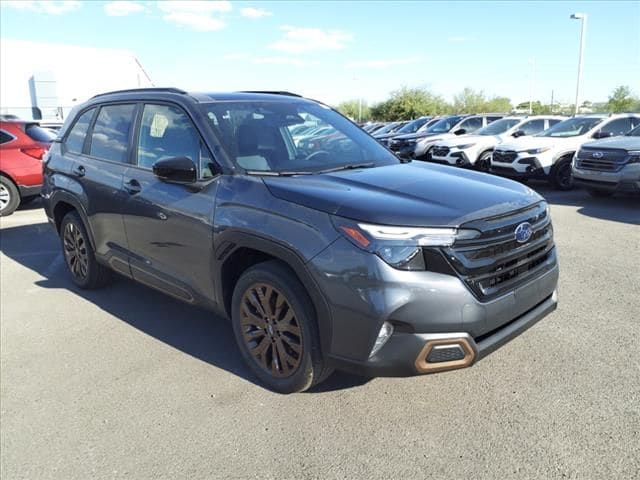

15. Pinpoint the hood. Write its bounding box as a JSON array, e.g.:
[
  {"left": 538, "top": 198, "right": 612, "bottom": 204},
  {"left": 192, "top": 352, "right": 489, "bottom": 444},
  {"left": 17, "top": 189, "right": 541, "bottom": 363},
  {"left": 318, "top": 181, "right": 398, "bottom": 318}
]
[
  {"left": 497, "top": 135, "right": 591, "bottom": 152},
  {"left": 580, "top": 136, "right": 640, "bottom": 150},
  {"left": 393, "top": 131, "right": 442, "bottom": 141},
  {"left": 263, "top": 163, "right": 542, "bottom": 227},
  {"left": 434, "top": 134, "right": 495, "bottom": 148}
]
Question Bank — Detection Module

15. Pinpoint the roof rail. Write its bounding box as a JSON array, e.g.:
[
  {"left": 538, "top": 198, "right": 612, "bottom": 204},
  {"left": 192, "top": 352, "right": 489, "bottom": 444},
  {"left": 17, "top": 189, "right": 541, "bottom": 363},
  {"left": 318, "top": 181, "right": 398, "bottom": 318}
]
[
  {"left": 91, "top": 87, "right": 187, "bottom": 99},
  {"left": 239, "top": 91, "right": 303, "bottom": 97}
]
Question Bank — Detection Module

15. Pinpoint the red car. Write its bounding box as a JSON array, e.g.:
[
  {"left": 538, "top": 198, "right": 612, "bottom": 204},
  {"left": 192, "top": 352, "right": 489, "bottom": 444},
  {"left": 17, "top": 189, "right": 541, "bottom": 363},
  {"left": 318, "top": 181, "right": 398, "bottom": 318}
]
[{"left": 0, "top": 120, "right": 56, "bottom": 216}]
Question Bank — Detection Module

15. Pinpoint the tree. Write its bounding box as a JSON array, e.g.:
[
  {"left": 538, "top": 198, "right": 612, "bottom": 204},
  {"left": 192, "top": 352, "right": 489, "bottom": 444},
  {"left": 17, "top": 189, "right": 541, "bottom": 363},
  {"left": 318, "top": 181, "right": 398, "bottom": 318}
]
[
  {"left": 453, "top": 88, "right": 511, "bottom": 113},
  {"left": 370, "top": 87, "right": 450, "bottom": 121},
  {"left": 607, "top": 85, "right": 637, "bottom": 113},
  {"left": 336, "top": 100, "right": 370, "bottom": 121}
]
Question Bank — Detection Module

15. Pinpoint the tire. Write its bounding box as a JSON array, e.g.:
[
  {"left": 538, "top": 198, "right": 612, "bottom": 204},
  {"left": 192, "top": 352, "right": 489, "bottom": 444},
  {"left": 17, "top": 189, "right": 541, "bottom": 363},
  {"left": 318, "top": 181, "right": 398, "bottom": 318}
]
[
  {"left": 587, "top": 188, "right": 613, "bottom": 198},
  {"left": 550, "top": 157, "right": 574, "bottom": 190},
  {"left": 0, "top": 175, "right": 20, "bottom": 216},
  {"left": 231, "top": 260, "right": 332, "bottom": 393},
  {"left": 60, "top": 211, "right": 112, "bottom": 289},
  {"left": 475, "top": 150, "right": 492, "bottom": 172}
]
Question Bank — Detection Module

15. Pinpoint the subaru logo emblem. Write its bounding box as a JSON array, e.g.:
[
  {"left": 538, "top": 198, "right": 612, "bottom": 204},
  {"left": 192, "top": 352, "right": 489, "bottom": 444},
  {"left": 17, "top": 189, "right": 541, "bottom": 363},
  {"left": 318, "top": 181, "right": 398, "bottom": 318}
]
[
  {"left": 514, "top": 222, "right": 533, "bottom": 243},
  {"left": 592, "top": 151, "right": 604, "bottom": 159}
]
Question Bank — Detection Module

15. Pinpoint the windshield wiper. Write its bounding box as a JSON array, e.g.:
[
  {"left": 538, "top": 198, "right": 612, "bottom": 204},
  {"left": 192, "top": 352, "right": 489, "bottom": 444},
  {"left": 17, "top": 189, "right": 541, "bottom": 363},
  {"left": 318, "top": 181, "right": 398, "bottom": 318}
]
[
  {"left": 316, "top": 163, "right": 376, "bottom": 174},
  {"left": 245, "top": 170, "right": 314, "bottom": 176}
]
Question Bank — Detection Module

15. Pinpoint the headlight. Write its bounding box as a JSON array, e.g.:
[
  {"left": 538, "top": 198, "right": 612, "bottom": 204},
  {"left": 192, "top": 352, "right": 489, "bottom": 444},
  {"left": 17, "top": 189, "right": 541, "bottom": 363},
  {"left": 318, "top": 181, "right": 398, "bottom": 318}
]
[
  {"left": 627, "top": 150, "right": 640, "bottom": 164},
  {"left": 524, "top": 146, "right": 551, "bottom": 155},
  {"left": 456, "top": 143, "right": 476, "bottom": 149},
  {"left": 332, "top": 217, "right": 480, "bottom": 270}
]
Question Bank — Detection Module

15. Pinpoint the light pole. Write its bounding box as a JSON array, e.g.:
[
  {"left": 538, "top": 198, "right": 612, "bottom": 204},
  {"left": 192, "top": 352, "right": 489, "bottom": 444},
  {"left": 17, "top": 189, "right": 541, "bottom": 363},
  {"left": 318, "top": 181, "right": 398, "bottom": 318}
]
[
  {"left": 571, "top": 13, "right": 587, "bottom": 116},
  {"left": 528, "top": 58, "right": 535, "bottom": 115}
]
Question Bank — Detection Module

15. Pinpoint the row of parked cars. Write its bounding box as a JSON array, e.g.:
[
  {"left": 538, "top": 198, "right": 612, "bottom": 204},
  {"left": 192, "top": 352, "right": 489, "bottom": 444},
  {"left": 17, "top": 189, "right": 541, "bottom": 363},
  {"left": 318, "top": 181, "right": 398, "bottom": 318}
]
[{"left": 362, "top": 112, "right": 640, "bottom": 196}]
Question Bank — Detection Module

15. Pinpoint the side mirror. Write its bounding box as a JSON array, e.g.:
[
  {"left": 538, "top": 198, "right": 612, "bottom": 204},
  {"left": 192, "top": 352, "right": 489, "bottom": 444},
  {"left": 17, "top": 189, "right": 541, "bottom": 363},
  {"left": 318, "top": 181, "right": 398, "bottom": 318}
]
[
  {"left": 453, "top": 128, "right": 466, "bottom": 135},
  {"left": 153, "top": 156, "right": 197, "bottom": 184},
  {"left": 512, "top": 130, "right": 526, "bottom": 138},
  {"left": 592, "top": 130, "right": 614, "bottom": 139}
]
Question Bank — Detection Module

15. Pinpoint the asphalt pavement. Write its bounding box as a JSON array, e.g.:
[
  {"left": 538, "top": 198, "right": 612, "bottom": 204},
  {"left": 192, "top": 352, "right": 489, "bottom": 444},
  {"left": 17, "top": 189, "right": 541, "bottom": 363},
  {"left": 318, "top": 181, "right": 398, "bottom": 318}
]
[{"left": 1, "top": 188, "right": 639, "bottom": 479}]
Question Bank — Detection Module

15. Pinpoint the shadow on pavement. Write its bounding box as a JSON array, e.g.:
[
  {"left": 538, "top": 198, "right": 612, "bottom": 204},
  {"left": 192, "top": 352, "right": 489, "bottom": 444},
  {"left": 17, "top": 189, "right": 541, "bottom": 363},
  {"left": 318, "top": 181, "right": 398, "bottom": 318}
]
[
  {"left": 0, "top": 220, "right": 370, "bottom": 393},
  {"left": 528, "top": 183, "right": 639, "bottom": 225}
]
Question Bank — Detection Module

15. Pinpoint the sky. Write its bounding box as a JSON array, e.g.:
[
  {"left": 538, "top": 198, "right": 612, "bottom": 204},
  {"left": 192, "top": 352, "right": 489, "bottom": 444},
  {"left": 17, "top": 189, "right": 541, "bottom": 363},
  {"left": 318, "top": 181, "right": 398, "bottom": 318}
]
[{"left": 1, "top": 0, "right": 639, "bottom": 107}]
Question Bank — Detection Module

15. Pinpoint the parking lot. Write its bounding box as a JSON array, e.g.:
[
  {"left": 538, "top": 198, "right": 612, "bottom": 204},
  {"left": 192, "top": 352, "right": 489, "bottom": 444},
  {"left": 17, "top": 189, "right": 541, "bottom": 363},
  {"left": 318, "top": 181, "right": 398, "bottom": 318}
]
[{"left": 1, "top": 189, "right": 638, "bottom": 479}]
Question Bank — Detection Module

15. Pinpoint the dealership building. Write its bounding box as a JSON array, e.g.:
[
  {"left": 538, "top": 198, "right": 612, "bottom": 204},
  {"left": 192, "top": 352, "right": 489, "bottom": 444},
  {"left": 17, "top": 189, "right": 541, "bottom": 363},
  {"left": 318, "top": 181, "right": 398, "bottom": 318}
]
[{"left": 0, "top": 39, "right": 153, "bottom": 122}]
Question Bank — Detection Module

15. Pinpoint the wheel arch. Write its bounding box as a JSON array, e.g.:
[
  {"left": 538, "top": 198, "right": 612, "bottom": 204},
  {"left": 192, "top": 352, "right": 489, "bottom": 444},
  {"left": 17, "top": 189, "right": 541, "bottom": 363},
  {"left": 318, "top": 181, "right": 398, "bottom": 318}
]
[
  {"left": 50, "top": 192, "right": 97, "bottom": 250},
  {"left": 215, "top": 231, "right": 333, "bottom": 354}
]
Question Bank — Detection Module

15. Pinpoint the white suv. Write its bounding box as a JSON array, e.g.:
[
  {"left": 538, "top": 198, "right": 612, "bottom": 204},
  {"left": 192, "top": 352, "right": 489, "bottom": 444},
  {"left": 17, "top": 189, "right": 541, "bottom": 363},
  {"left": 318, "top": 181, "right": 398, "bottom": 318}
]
[
  {"left": 430, "top": 116, "right": 565, "bottom": 171},
  {"left": 491, "top": 114, "right": 640, "bottom": 189}
]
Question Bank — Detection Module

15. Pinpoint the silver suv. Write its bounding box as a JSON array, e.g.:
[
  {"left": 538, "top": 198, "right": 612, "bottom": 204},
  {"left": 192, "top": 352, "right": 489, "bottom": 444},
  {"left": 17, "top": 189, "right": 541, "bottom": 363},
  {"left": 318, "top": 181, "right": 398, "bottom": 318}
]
[{"left": 572, "top": 124, "right": 640, "bottom": 197}]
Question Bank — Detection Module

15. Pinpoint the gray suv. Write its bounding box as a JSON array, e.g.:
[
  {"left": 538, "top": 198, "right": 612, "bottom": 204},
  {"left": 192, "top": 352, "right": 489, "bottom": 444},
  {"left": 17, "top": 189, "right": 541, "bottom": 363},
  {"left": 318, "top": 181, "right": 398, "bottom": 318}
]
[
  {"left": 42, "top": 89, "right": 558, "bottom": 393},
  {"left": 572, "top": 124, "right": 640, "bottom": 196}
]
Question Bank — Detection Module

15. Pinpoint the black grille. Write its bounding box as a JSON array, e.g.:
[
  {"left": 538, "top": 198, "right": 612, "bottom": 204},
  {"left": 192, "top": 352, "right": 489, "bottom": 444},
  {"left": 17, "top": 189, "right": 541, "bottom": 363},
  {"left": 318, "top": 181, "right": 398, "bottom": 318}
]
[
  {"left": 575, "top": 148, "right": 630, "bottom": 172},
  {"left": 493, "top": 150, "right": 518, "bottom": 163},
  {"left": 432, "top": 146, "right": 450, "bottom": 157},
  {"left": 442, "top": 203, "right": 556, "bottom": 300}
]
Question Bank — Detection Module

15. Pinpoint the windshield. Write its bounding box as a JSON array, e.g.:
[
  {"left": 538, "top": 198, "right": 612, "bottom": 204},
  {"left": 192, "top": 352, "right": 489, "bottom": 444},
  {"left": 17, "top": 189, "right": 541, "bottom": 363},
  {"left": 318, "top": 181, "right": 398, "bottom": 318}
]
[
  {"left": 626, "top": 125, "right": 640, "bottom": 136},
  {"left": 396, "top": 117, "right": 430, "bottom": 134},
  {"left": 201, "top": 101, "right": 399, "bottom": 174},
  {"left": 374, "top": 122, "right": 401, "bottom": 135},
  {"left": 538, "top": 117, "right": 603, "bottom": 138},
  {"left": 425, "top": 116, "right": 464, "bottom": 134},
  {"left": 477, "top": 118, "right": 521, "bottom": 136}
]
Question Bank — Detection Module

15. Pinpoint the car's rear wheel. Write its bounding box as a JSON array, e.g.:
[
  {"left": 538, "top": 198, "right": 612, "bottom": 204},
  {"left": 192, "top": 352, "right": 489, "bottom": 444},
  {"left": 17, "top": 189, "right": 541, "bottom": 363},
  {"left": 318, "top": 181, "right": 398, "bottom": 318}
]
[
  {"left": 60, "top": 211, "right": 112, "bottom": 289},
  {"left": 475, "top": 151, "right": 492, "bottom": 172},
  {"left": 587, "top": 188, "right": 613, "bottom": 198},
  {"left": 231, "top": 261, "right": 332, "bottom": 393},
  {"left": 550, "top": 157, "right": 574, "bottom": 190},
  {"left": 0, "top": 175, "right": 20, "bottom": 216}
]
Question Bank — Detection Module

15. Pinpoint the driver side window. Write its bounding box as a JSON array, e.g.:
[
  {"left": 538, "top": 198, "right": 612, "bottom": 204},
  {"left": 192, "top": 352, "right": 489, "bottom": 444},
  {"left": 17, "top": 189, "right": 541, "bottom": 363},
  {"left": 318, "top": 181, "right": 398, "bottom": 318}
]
[{"left": 137, "top": 104, "right": 216, "bottom": 179}]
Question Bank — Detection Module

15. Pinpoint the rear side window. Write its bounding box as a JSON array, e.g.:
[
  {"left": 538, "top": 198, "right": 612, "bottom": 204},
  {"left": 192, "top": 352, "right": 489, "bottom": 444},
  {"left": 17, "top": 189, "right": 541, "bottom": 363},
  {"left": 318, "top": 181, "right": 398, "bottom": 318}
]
[
  {"left": 0, "top": 130, "right": 14, "bottom": 144},
  {"left": 25, "top": 124, "right": 56, "bottom": 143},
  {"left": 89, "top": 104, "right": 136, "bottom": 163},
  {"left": 548, "top": 119, "right": 562, "bottom": 127},
  {"left": 519, "top": 119, "right": 545, "bottom": 135},
  {"left": 65, "top": 109, "right": 95, "bottom": 154}
]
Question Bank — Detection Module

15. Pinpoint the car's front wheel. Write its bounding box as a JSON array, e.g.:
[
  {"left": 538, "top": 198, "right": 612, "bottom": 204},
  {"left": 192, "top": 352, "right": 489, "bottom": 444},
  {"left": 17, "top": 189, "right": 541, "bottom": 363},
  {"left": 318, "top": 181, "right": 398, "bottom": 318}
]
[
  {"left": 550, "top": 157, "right": 574, "bottom": 190},
  {"left": 60, "top": 211, "right": 112, "bottom": 289},
  {"left": 231, "top": 261, "right": 332, "bottom": 393},
  {"left": 475, "top": 151, "right": 492, "bottom": 172},
  {"left": 0, "top": 175, "right": 20, "bottom": 216}
]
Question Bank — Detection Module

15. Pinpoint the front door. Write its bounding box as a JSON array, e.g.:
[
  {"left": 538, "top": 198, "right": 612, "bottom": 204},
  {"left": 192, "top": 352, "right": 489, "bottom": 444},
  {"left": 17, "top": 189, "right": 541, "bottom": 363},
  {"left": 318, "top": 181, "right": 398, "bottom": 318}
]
[{"left": 121, "top": 103, "right": 220, "bottom": 304}]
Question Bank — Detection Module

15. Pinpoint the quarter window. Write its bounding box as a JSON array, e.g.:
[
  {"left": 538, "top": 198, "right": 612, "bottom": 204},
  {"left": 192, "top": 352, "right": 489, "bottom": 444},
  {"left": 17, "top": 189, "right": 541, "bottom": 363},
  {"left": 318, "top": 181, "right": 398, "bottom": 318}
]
[
  {"left": 137, "top": 104, "right": 207, "bottom": 175},
  {"left": 89, "top": 104, "right": 136, "bottom": 163},
  {"left": 64, "top": 108, "right": 95, "bottom": 154}
]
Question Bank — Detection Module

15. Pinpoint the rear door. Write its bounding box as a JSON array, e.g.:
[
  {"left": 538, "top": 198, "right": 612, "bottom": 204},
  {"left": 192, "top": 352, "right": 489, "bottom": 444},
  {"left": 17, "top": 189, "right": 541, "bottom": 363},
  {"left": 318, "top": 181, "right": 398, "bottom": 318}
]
[
  {"left": 69, "top": 103, "right": 137, "bottom": 275},
  {"left": 121, "top": 102, "right": 220, "bottom": 304}
]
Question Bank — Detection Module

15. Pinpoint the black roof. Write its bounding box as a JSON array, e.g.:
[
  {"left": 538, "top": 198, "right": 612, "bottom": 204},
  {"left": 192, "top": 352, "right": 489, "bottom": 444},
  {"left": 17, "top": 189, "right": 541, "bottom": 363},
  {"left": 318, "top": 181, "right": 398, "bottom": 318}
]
[{"left": 90, "top": 88, "right": 310, "bottom": 103}]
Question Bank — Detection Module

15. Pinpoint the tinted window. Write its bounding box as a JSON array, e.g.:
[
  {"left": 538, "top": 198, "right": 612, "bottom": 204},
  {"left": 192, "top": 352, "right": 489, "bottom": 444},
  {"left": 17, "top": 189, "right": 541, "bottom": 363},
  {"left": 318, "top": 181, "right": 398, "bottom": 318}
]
[
  {"left": 477, "top": 118, "right": 520, "bottom": 135},
  {"left": 487, "top": 116, "right": 503, "bottom": 123},
  {"left": 548, "top": 119, "right": 563, "bottom": 127},
  {"left": 0, "top": 130, "right": 14, "bottom": 144},
  {"left": 600, "top": 118, "right": 635, "bottom": 136},
  {"left": 627, "top": 125, "right": 640, "bottom": 136},
  {"left": 397, "top": 117, "right": 430, "bottom": 134},
  {"left": 89, "top": 104, "right": 135, "bottom": 162},
  {"left": 137, "top": 104, "right": 203, "bottom": 173},
  {"left": 426, "top": 116, "right": 464, "bottom": 133},
  {"left": 458, "top": 117, "right": 483, "bottom": 132},
  {"left": 519, "top": 119, "right": 545, "bottom": 135},
  {"left": 540, "top": 117, "right": 603, "bottom": 137},
  {"left": 64, "top": 108, "right": 95, "bottom": 154},
  {"left": 25, "top": 124, "right": 56, "bottom": 143}
]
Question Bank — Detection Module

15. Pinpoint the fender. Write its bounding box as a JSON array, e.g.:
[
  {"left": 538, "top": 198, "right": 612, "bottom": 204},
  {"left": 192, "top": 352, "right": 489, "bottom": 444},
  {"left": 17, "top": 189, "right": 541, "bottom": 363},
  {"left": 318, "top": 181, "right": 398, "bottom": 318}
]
[
  {"left": 48, "top": 189, "right": 97, "bottom": 251},
  {"left": 551, "top": 150, "right": 576, "bottom": 165},
  {"left": 213, "top": 229, "right": 333, "bottom": 355}
]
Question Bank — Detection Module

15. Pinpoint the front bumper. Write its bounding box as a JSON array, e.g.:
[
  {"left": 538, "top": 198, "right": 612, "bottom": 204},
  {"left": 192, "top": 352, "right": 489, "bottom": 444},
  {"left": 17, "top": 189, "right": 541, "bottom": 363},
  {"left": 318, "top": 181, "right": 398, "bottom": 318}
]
[
  {"left": 573, "top": 164, "right": 640, "bottom": 193},
  {"left": 431, "top": 150, "right": 471, "bottom": 167},
  {"left": 328, "top": 290, "right": 558, "bottom": 377},
  {"left": 309, "top": 237, "right": 559, "bottom": 377}
]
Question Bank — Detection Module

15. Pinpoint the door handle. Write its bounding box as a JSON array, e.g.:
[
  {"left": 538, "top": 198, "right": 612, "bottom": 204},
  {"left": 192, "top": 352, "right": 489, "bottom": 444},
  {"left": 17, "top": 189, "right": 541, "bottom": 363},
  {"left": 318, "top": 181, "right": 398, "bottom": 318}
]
[
  {"left": 72, "top": 165, "right": 85, "bottom": 177},
  {"left": 123, "top": 178, "right": 142, "bottom": 195}
]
